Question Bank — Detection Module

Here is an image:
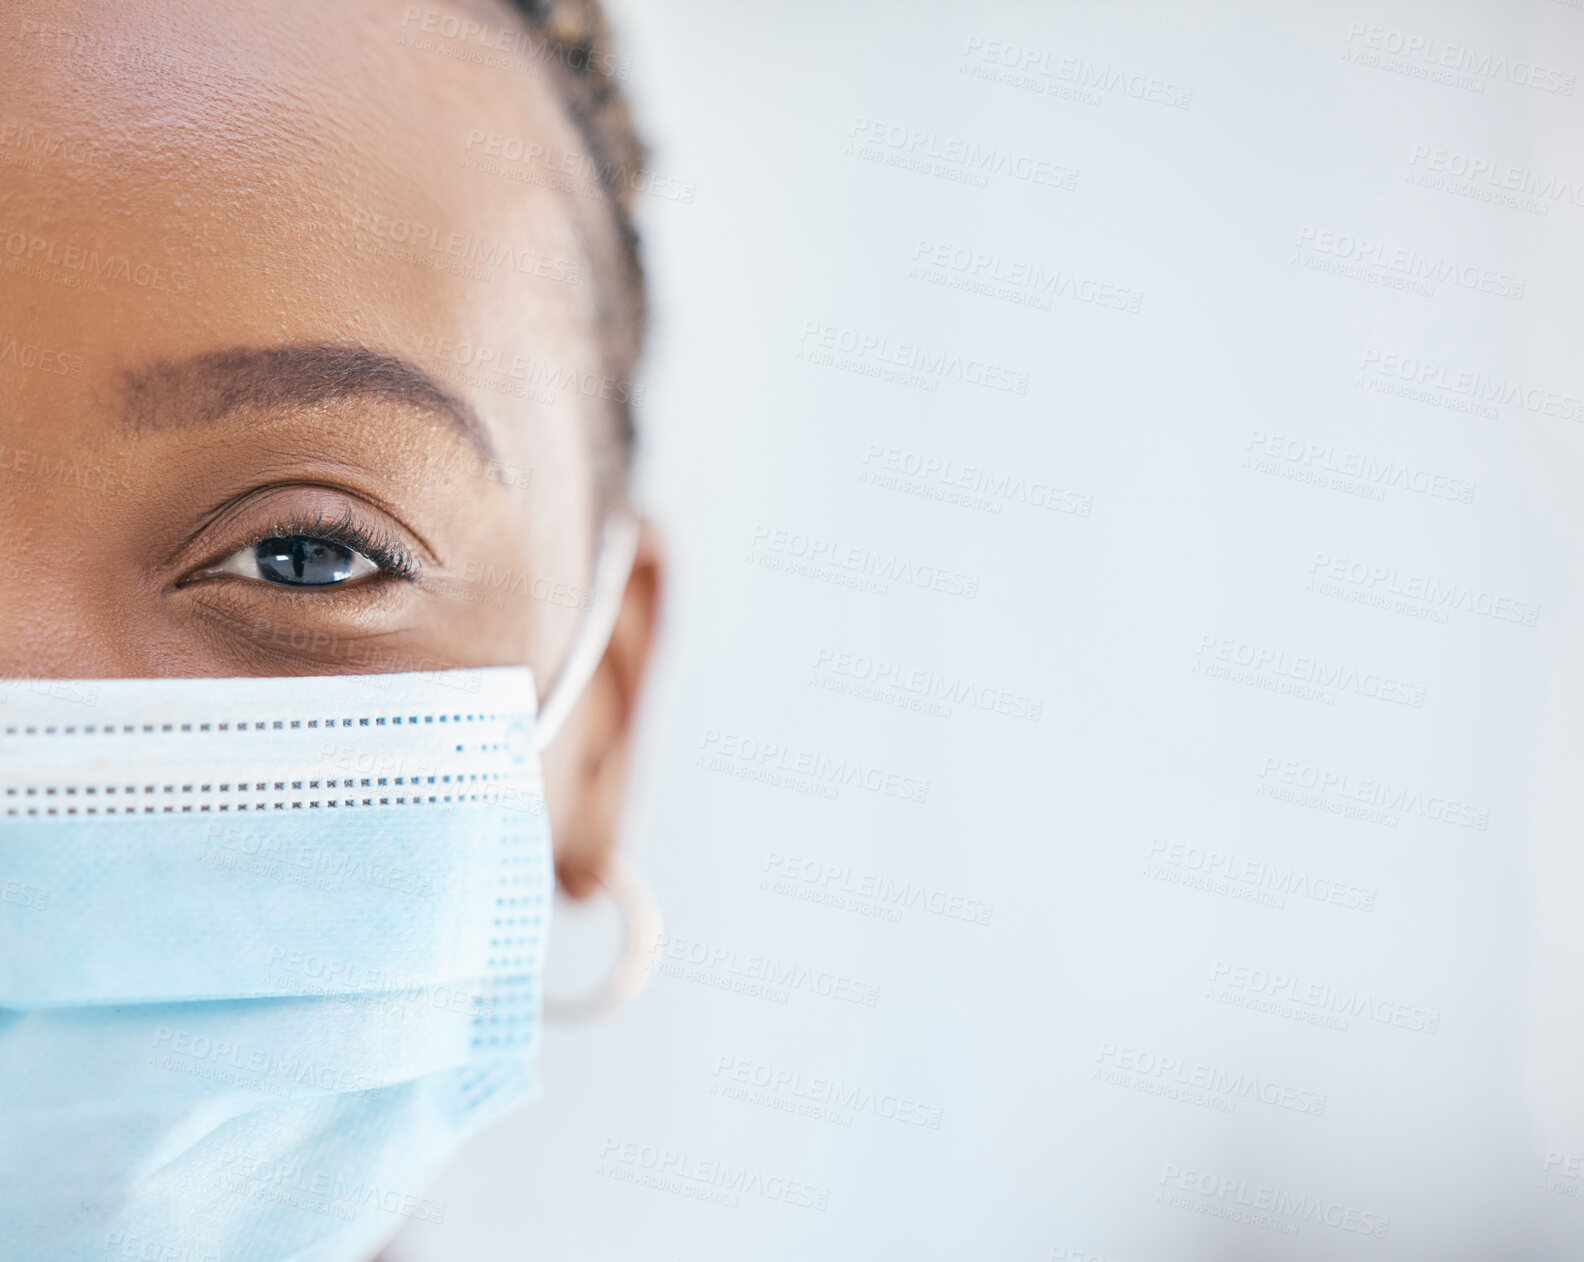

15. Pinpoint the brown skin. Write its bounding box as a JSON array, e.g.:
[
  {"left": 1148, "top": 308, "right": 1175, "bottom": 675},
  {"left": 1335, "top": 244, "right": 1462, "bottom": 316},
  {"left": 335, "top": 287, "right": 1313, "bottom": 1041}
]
[{"left": 0, "top": 0, "right": 659, "bottom": 897}]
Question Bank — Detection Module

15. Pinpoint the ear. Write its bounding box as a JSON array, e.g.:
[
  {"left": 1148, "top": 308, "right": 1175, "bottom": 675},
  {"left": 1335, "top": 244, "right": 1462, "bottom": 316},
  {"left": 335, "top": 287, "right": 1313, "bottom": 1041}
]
[{"left": 549, "top": 519, "right": 662, "bottom": 899}]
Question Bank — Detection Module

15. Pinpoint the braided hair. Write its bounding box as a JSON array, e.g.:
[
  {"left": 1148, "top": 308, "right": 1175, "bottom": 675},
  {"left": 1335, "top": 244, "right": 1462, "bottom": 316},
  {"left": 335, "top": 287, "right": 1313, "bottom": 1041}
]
[{"left": 504, "top": 0, "right": 647, "bottom": 486}]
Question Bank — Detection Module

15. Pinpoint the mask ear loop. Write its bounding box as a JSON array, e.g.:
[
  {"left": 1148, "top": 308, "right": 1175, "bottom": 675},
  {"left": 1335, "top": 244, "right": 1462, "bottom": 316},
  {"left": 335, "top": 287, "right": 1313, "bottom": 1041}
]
[
  {"left": 532, "top": 512, "right": 662, "bottom": 1023},
  {"left": 532, "top": 513, "right": 640, "bottom": 751}
]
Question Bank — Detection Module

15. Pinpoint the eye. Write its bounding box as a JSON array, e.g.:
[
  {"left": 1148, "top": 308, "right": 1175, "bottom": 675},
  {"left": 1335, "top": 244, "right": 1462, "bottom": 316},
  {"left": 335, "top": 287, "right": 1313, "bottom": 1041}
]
[
  {"left": 180, "top": 501, "right": 422, "bottom": 595},
  {"left": 214, "top": 535, "right": 382, "bottom": 587}
]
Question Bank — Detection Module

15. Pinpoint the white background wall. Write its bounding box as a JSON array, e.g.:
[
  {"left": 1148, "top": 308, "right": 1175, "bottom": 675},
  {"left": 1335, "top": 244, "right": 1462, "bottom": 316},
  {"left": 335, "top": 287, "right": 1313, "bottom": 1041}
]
[{"left": 393, "top": 1, "right": 1584, "bottom": 1257}]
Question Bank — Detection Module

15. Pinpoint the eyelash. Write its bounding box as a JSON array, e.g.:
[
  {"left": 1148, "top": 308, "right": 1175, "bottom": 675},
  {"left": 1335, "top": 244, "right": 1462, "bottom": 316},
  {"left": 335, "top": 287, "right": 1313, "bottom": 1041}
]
[{"left": 240, "top": 508, "right": 421, "bottom": 583}]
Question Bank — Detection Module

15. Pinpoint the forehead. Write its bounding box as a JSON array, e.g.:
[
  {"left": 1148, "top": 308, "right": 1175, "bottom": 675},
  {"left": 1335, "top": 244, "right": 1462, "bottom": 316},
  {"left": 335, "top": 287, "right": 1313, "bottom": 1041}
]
[{"left": 0, "top": 0, "right": 609, "bottom": 435}]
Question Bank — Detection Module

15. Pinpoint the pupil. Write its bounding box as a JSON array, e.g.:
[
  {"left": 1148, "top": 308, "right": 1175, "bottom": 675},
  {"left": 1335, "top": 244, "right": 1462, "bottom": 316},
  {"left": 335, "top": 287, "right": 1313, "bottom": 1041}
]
[{"left": 255, "top": 536, "right": 358, "bottom": 586}]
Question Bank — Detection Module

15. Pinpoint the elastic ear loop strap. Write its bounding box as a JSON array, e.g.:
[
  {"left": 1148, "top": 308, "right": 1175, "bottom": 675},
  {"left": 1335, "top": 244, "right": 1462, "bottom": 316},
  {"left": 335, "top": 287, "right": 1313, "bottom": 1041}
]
[{"left": 532, "top": 513, "right": 640, "bottom": 751}]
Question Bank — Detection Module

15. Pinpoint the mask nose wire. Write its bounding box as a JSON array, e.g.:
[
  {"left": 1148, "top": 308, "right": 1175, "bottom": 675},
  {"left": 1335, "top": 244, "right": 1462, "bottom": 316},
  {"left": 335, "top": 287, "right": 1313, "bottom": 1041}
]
[{"left": 531, "top": 513, "right": 641, "bottom": 753}]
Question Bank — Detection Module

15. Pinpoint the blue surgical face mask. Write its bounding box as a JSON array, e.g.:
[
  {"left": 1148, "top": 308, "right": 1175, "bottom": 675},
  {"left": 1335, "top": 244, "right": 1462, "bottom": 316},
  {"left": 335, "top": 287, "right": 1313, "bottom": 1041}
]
[{"left": 0, "top": 524, "right": 638, "bottom": 1262}]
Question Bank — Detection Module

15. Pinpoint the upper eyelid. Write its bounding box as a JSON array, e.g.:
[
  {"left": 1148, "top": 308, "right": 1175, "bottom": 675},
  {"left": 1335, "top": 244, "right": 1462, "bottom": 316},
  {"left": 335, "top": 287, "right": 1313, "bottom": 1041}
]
[{"left": 165, "top": 480, "right": 439, "bottom": 575}]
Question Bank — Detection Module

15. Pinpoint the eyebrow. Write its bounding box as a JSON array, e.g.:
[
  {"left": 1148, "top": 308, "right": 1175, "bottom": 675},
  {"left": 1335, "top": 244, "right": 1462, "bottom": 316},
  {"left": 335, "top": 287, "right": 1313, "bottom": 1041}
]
[{"left": 120, "top": 344, "right": 500, "bottom": 464}]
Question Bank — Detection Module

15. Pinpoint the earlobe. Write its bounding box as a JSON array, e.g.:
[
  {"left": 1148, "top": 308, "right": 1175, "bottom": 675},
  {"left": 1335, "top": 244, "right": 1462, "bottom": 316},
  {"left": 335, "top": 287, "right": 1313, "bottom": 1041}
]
[{"left": 553, "top": 520, "right": 662, "bottom": 900}]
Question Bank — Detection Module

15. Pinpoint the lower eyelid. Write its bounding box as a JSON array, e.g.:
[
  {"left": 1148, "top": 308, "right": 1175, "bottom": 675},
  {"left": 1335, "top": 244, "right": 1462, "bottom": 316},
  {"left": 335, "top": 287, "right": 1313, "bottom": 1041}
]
[{"left": 178, "top": 585, "right": 422, "bottom": 672}]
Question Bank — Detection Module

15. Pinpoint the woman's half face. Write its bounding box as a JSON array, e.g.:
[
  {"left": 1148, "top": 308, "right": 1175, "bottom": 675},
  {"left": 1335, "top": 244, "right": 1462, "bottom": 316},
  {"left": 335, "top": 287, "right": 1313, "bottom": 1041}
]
[
  {"left": 0, "top": 0, "right": 652, "bottom": 889},
  {"left": 0, "top": 0, "right": 622, "bottom": 679}
]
